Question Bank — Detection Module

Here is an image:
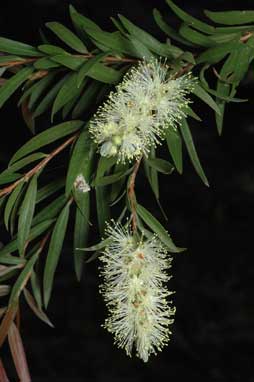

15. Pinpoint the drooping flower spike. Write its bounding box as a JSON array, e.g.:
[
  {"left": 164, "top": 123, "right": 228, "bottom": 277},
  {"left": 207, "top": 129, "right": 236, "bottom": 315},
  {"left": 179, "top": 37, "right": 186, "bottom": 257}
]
[
  {"left": 89, "top": 58, "right": 196, "bottom": 163},
  {"left": 99, "top": 222, "right": 175, "bottom": 362}
]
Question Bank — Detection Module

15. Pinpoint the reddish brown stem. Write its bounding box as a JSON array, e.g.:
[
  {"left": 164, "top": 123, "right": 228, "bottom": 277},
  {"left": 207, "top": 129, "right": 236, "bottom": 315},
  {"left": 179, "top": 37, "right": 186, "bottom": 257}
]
[
  {"left": 0, "top": 53, "right": 138, "bottom": 69},
  {"left": 0, "top": 133, "right": 78, "bottom": 198},
  {"left": 128, "top": 158, "right": 142, "bottom": 232}
]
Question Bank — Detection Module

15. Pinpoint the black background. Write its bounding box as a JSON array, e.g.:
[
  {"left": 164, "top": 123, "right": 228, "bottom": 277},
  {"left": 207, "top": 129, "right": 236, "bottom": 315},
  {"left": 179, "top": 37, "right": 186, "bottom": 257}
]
[{"left": 1, "top": 1, "right": 254, "bottom": 381}]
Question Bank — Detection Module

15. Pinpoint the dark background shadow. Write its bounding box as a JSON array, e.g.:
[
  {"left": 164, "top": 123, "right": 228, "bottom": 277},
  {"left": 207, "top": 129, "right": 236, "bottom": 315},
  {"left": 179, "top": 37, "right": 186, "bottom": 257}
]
[{"left": 1, "top": 1, "right": 254, "bottom": 381}]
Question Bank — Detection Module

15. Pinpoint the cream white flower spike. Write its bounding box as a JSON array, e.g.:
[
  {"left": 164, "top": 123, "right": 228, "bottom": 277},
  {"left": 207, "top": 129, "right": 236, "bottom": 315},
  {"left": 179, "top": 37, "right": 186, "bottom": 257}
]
[
  {"left": 89, "top": 58, "right": 195, "bottom": 163},
  {"left": 100, "top": 223, "right": 175, "bottom": 362}
]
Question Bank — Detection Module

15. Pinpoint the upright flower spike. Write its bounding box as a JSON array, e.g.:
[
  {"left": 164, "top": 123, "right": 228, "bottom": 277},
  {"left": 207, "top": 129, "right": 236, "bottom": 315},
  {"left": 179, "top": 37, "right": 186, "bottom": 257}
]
[
  {"left": 100, "top": 223, "right": 175, "bottom": 362},
  {"left": 89, "top": 58, "right": 195, "bottom": 163}
]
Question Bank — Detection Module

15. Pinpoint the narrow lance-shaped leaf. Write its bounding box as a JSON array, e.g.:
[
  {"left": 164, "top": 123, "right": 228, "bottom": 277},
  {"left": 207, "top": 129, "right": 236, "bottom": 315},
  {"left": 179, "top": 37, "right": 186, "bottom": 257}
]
[
  {"left": 23, "top": 288, "right": 54, "bottom": 328},
  {"left": 166, "top": 0, "right": 215, "bottom": 34},
  {"left": 32, "top": 76, "right": 67, "bottom": 118},
  {"left": 4, "top": 182, "right": 24, "bottom": 231},
  {"left": 166, "top": 127, "right": 183, "bottom": 174},
  {"left": 153, "top": 8, "right": 194, "bottom": 47},
  {"left": 9, "top": 252, "right": 38, "bottom": 304},
  {"left": 8, "top": 322, "right": 31, "bottom": 382},
  {"left": 0, "top": 37, "right": 42, "bottom": 56},
  {"left": 32, "top": 194, "right": 66, "bottom": 226},
  {"left": 193, "top": 83, "right": 221, "bottom": 115},
  {"left": 0, "top": 358, "right": 9, "bottom": 382},
  {"left": 46, "top": 22, "right": 88, "bottom": 53},
  {"left": 77, "top": 52, "right": 108, "bottom": 88},
  {"left": 146, "top": 158, "right": 174, "bottom": 175},
  {"left": 36, "top": 178, "right": 65, "bottom": 203},
  {"left": 0, "top": 219, "right": 55, "bottom": 259},
  {"left": 179, "top": 24, "right": 214, "bottom": 47},
  {"left": 43, "top": 201, "right": 71, "bottom": 308},
  {"left": 0, "top": 67, "right": 34, "bottom": 109},
  {"left": 10, "top": 120, "right": 83, "bottom": 165},
  {"left": 136, "top": 204, "right": 184, "bottom": 253},
  {"left": 74, "top": 198, "right": 90, "bottom": 281},
  {"left": 204, "top": 9, "right": 254, "bottom": 25},
  {"left": 95, "top": 157, "right": 116, "bottom": 235},
  {"left": 118, "top": 14, "right": 182, "bottom": 57},
  {"left": 18, "top": 175, "right": 38, "bottom": 256},
  {"left": 18, "top": 72, "right": 56, "bottom": 108},
  {"left": 51, "top": 73, "right": 81, "bottom": 122},
  {"left": 179, "top": 119, "right": 209, "bottom": 186}
]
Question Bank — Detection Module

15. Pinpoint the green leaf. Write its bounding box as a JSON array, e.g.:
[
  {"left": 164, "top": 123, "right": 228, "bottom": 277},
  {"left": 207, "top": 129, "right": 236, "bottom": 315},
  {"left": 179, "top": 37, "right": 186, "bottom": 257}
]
[
  {"left": 0, "top": 254, "right": 25, "bottom": 266},
  {"left": 208, "top": 32, "right": 240, "bottom": 44},
  {"left": 43, "top": 201, "right": 71, "bottom": 307},
  {"left": 0, "top": 219, "right": 55, "bottom": 258},
  {"left": 179, "top": 119, "right": 209, "bottom": 186},
  {"left": 77, "top": 237, "right": 112, "bottom": 252},
  {"left": 46, "top": 22, "right": 88, "bottom": 53},
  {"left": 62, "top": 92, "right": 80, "bottom": 120},
  {"left": 30, "top": 270, "right": 42, "bottom": 309},
  {"left": 6, "top": 153, "right": 47, "bottom": 174},
  {"left": 69, "top": 5, "right": 101, "bottom": 33},
  {"left": 32, "top": 76, "right": 67, "bottom": 118},
  {"left": 23, "top": 288, "right": 54, "bottom": 327},
  {"left": 83, "top": 26, "right": 145, "bottom": 57},
  {"left": 65, "top": 130, "right": 94, "bottom": 196},
  {"left": 10, "top": 120, "right": 83, "bottom": 165},
  {"left": 136, "top": 204, "right": 184, "bottom": 252},
  {"left": 179, "top": 24, "right": 214, "bottom": 47},
  {"left": 18, "top": 72, "right": 56, "bottom": 108},
  {"left": 118, "top": 14, "right": 182, "bottom": 57},
  {"left": 233, "top": 44, "right": 253, "bottom": 82},
  {"left": 50, "top": 54, "right": 85, "bottom": 70},
  {"left": 36, "top": 178, "right": 65, "bottom": 203},
  {"left": 204, "top": 9, "right": 254, "bottom": 25},
  {"left": 33, "top": 195, "right": 66, "bottom": 226},
  {"left": 86, "top": 63, "right": 122, "bottom": 84},
  {"left": 196, "top": 41, "right": 241, "bottom": 64},
  {"left": 0, "top": 67, "right": 34, "bottom": 109},
  {"left": 145, "top": 158, "right": 174, "bottom": 175},
  {"left": 38, "top": 44, "right": 68, "bottom": 55},
  {"left": 0, "top": 173, "right": 21, "bottom": 186},
  {"left": 73, "top": 197, "right": 90, "bottom": 281},
  {"left": 93, "top": 167, "right": 132, "bottom": 187},
  {"left": 51, "top": 73, "right": 81, "bottom": 121},
  {"left": 215, "top": 82, "right": 229, "bottom": 135},
  {"left": 153, "top": 8, "right": 194, "bottom": 47},
  {"left": 72, "top": 81, "right": 101, "bottom": 118},
  {"left": 69, "top": 5, "right": 97, "bottom": 43},
  {"left": 28, "top": 74, "right": 56, "bottom": 110},
  {"left": 0, "top": 37, "right": 42, "bottom": 56},
  {"left": 193, "top": 83, "right": 221, "bottom": 115},
  {"left": 166, "top": 0, "right": 215, "bottom": 34},
  {"left": 17, "top": 175, "right": 38, "bottom": 256},
  {"left": 9, "top": 253, "right": 38, "bottom": 304},
  {"left": 144, "top": 147, "right": 159, "bottom": 199},
  {"left": 95, "top": 157, "right": 116, "bottom": 235},
  {"left": 77, "top": 52, "right": 108, "bottom": 88},
  {"left": 33, "top": 58, "right": 60, "bottom": 70},
  {"left": 4, "top": 182, "right": 24, "bottom": 231},
  {"left": 0, "top": 56, "right": 26, "bottom": 65},
  {"left": 166, "top": 127, "right": 183, "bottom": 174}
]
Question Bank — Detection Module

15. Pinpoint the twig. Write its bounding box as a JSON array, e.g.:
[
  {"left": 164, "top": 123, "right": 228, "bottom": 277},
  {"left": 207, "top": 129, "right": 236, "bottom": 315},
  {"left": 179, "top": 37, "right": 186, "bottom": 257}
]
[
  {"left": 128, "top": 157, "right": 142, "bottom": 232},
  {"left": 0, "top": 133, "right": 78, "bottom": 198},
  {"left": 0, "top": 53, "right": 138, "bottom": 69}
]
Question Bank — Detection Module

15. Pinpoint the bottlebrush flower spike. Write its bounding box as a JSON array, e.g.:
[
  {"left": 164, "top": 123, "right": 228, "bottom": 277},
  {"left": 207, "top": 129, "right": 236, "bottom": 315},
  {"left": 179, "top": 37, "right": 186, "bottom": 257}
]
[
  {"left": 99, "top": 223, "right": 175, "bottom": 362},
  {"left": 89, "top": 58, "right": 195, "bottom": 163}
]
